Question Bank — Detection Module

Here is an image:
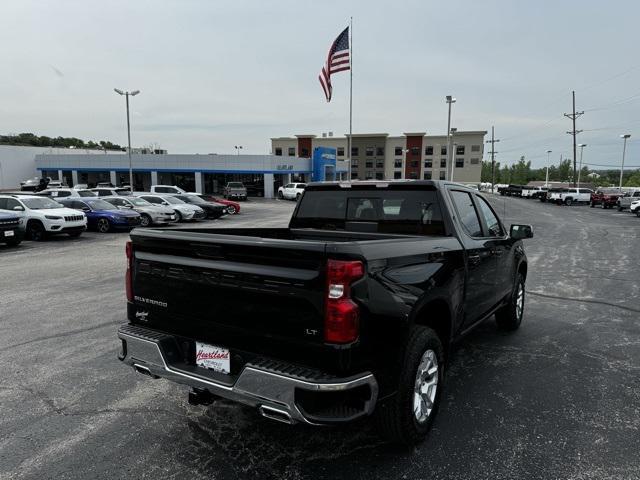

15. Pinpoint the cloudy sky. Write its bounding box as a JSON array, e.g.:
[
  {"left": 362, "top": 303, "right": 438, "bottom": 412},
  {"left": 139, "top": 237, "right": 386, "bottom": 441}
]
[{"left": 1, "top": 0, "right": 639, "bottom": 169}]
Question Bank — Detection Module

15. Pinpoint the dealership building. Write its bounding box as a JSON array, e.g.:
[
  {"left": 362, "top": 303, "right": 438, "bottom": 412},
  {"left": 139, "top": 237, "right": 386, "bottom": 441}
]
[
  {"left": 32, "top": 151, "right": 348, "bottom": 197},
  {"left": 271, "top": 131, "right": 487, "bottom": 183}
]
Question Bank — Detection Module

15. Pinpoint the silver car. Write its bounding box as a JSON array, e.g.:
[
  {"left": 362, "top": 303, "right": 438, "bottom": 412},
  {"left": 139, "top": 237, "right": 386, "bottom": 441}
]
[
  {"left": 135, "top": 193, "right": 206, "bottom": 222},
  {"left": 103, "top": 196, "right": 177, "bottom": 226}
]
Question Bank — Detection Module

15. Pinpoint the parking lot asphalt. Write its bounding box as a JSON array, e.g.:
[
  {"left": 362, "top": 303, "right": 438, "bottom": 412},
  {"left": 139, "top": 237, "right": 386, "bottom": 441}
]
[{"left": 1, "top": 197, "right": 639, "bottom": 480}]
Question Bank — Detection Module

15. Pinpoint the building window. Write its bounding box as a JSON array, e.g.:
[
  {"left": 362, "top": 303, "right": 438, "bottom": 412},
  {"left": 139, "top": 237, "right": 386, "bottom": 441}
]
[
  {"left": 275, "top": 147, "right": 282, "bottom": 156},
  {"left": 376, "top": 161, "right": 384, "bottom": 169},
  {"left": 440, "top": 158, "right": 447, "bottom": 168},
  {"left": 471, "top": 145, "right": 480, "bottom": 152},
  {"left": 365, "top": 170, "right": 374, "bottom": 180},
  {"left": 394, "top": 147, "right": 403, "bottom": 156},
  {"left": 376, "top": 147, "right": 384, "bottom": 156},
  {"left": 424, "top": 160, "right": 432, "bottom": 168},
  {"left": 351, "top": 159, "right": 358, "bottom": 167},
  {"left": 410, "top": 147, "right": 419, "bottom": 156},
  {"left": 301, "top": 148, "right": 309, "bottom": 157},
  {"left": 456, "top": 158, "right": 464, "bottom": 168},
  {"left": 423, "top": 172, "right": 432, "bottom": 180},
  {"left": 351, "top": 147, "right": 359, "bottom": 157},
  {"left": 456, "top": 145, "right": 465, "bottom": 155},
  {"left": 366, "top": 147, "right": 374, "bottom": 157},
  {"left": 288, "top": 147, "right": 295, "bottom": 156},
  {"left": 394, "top": 160, "right": 402, "bottom": 168},
  {"left": 365, "top": 161, "right": 373, "bottom": 168},
  {"left": 439, "top": 171, "right": 446, "bottom": 180},
  {"left": 337, "top": 147, "right": 345, "bottom": 157},
  {"left": 408, "top": 172, "right": 418, "bottom": 179},
  {"left": 411, "top": 160, "right": 419, "bottom": 168},
  {"left": 375, "top": 172, "right": 384, "bottom": 180},
  {"left": 441, "top": 146, "right": 447, "bottom": 155},
  {"left": 394, "top": 171, "right": 402, "bottom": 179},
  {"left": 470, "top": 158, "right": 480, "bottom": 165},
  {"left": 425, "top": 146, "right": 434, "bottom": 155},
  {"left": 351, "top": 171, "right": 358, "bottom": 179}
]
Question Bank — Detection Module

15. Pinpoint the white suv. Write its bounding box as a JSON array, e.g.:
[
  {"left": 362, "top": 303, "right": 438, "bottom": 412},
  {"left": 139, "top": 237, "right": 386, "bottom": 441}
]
[
  {"left": 38, "top": 188, "right": 96, "bottom": 199},
  {"left": 277, "top": 183, "right": 307, "bottom": 201},
  {"left": 0, "top": 195, "right": 87, "bottom": 241}
]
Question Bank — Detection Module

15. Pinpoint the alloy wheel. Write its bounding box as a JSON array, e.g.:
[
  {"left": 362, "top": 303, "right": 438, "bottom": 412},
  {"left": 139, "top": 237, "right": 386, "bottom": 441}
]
[
  {"left": 516, "top": 282, "right": 525, "bottom": 320},
  {"left": 413, "top": 349, "right": 439, "bottom": 424},
  {"left": 97, "top": 218, "right": 110, "bottom": 233}
]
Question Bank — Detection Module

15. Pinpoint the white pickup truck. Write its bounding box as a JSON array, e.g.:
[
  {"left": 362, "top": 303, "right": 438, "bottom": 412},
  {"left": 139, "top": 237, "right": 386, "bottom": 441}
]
[
  {"left": 521, "top": 186, "right": 547, "bottom": 199},
  {"left": 549, "top": 188, "right": 593, "bottom": 206}
]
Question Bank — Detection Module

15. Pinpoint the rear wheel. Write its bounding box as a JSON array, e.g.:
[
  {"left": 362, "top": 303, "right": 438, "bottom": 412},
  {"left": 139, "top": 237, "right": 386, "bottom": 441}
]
[
  {"left": 96, "top": 218, "right": 111, "bottom": 233},
  {"left": 226, "top": 205, "right": 237, "bottom": 215},
  {"left": 140, "top": 214, "right": 152, "bottom": 227},
  {"left": 601, "top": 202, "right": 607, "bottom": 209},
  {"left": 565, "top": 198, "right": 573, "bottom": 206},
  {"left": 375, "top": 326, "right": 444, "bottom": 445},
  {"left": 27, "top": 221, "right": 46, "bottom": 241},
  {"left": 277, "top": 191, "right": 284, "bottom": 199},
  {"left": 495, "top": 273, "right": 525, "bottom": 331},
  {"left": 590, "top": 201, "right": 595, "bottom": 208},
  {"left": 617, "top": 205, "right": 623, "bottom": 212}
]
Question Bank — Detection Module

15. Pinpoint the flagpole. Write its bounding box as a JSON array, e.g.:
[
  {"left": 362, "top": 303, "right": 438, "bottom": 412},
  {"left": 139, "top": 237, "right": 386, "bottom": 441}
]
[{"left": 348, "top": 16, "right": 353, "bottom": 181}]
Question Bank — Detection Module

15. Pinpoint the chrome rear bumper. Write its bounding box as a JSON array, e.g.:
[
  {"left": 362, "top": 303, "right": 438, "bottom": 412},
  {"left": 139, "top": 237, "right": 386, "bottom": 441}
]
[{"left": 117, "top": 324, "right": 378, "bottom": 425}]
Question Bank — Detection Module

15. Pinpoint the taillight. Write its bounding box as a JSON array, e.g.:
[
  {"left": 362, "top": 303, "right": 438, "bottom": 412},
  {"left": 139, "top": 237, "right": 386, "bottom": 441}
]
[
  {"left": 325, "top": 260, "right": 364, "bottom": 344},
  {"left": 125, "top": 240, "right": 133, "bottom": 302}
]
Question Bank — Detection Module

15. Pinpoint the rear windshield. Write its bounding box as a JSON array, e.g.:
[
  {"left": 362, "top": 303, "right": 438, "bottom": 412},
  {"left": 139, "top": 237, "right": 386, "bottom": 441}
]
[
  {"left": 292, "top": 189, "right": 446, "bottom": 235},
  {"left": 227, "top": 183, "right": 244, "bottom": 188}
]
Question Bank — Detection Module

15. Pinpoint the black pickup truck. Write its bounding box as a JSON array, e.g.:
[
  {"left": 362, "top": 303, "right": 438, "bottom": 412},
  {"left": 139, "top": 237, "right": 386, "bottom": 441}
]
[{"left": 117, "top": 181, "right": 533, "bottom": 444}]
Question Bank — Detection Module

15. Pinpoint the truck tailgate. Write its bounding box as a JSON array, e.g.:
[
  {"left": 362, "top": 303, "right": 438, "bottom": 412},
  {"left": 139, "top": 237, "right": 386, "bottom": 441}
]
[{"left": 128, "top": 229, "right": 338, "bottom": 366}]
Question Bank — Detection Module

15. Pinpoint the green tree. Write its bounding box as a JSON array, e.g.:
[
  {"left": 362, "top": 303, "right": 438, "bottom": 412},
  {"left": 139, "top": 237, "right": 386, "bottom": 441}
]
[{"left": 624, "top": 170, "right": 640, "bottom": 187}]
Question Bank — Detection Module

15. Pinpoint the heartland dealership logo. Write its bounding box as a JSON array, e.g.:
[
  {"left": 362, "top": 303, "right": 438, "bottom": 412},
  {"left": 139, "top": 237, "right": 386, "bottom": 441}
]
[
  {"left": 135, "top": 310, "right": 149, "bottom": 322},
  {"left": 196, "top": 349, "right": 229, "bottom": 361},
  {"left": 134, "top": 296, "right": 168, "bottom": 308}
]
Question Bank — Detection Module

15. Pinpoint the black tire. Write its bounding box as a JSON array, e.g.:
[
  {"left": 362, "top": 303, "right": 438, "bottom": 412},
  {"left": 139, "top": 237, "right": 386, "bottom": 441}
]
[
  {"left": 375, "top": 326, "right": 445, "bottom": 445},
  {"left": 636, "top": 210, "right": 640, "bottom": 218},
  {"left": 589, "top": 201, "right": 595, "bottom": 208},
  {"left": 27, "top": 221, "right": 46, "bottom": 241},
  {"left": 277, "top": 191, "right": 284, "bottom": 199},
  {"left": 96, "top": 218, "right": 111, "bottom": 233},
  {"left": 296, "top": 193, "right": 301, "bottom": 201},
  {"left": 495, "top": 273, "right": 525, "bottom": 331},
  {"left": 175, "top": 211, "right": 183, "bottom": 222},
  {"left": 227, "top": 205, "right": 237, "bottom": 215},
  {"left": 140, "top": 213, "right": 152, "bottom": 227},
  {"left": 617, "top": 205, "right": 623, "bottom": 212},
  {"left": 565, "top": 198, "right": 572, "bottom": 206}
]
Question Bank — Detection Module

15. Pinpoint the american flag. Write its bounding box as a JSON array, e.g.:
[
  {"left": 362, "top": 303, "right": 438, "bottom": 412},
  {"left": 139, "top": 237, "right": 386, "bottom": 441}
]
[{"left": 318, "top": 27, "right": 350, "bottom": 102}]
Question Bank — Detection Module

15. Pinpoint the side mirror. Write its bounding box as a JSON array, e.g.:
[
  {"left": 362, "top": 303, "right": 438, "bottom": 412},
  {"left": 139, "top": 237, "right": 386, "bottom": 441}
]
[
  {"left": 510, "top": 224, "right": 534, "bottom": 240},
  {"left": 13, "top": 205, "right": 24, "bottom": 211}
]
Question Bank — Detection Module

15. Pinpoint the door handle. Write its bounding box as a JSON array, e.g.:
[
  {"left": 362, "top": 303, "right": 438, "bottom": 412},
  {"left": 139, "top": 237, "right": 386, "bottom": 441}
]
[{"left": 491, "top": 248, "right": 504, "bottom": 256}]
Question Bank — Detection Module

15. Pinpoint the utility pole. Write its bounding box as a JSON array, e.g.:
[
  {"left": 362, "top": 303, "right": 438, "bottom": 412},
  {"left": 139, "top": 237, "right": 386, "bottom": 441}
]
[
  {"left": 485, "top": 126, "right": 499, "bottom": 193},
  {"left": 445, "top": 95, "right": 456, "bottom": 180},
  {"left": 564, "top": 90, "right": 584, "bottom": 187}
]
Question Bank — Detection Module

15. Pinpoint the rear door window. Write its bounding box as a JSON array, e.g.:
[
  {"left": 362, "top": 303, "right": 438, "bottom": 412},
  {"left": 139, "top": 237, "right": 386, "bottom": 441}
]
[{"left": 449, "top": 190, "right": 483, "bottom": 237}]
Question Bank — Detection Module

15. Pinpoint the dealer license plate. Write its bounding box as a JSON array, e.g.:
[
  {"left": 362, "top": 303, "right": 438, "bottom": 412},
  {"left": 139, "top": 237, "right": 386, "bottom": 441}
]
[
  {"left": 4, "top": 230, "right": 14, "bottom": 237},
  {"left": 195, "top": 342, "right": 230, "bottom": 374}
]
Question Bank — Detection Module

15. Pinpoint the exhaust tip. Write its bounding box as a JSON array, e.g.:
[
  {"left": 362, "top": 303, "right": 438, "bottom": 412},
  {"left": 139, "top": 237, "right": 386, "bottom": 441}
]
[
  {"left": 133, "top": 364, "right": 159, "bottom": 379},
  {"left": 258, "top": 405, "right": 294, "bottom": 425}
]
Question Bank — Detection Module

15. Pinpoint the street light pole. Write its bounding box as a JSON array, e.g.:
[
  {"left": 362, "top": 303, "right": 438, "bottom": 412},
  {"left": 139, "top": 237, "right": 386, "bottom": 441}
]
[
  {"left": 445, "top": 95, "right": 456, "bottom": 180},
  {"left": 449, "top": 127, "right": 457, "bottom": 181},
  {"left": 114, "top": 88, "right": 140, "bottom": 191},
  {"left": 235, "top": 145, "right": 243, "bottom": 156},
  {"left": 619, "top": 134, "right": 631, "bottom": 190},
  {"left": 577, "top": 144, "right": 587, "bottom": 189},
  {"left": 545, "top": 150, "right": 552, "bottom": 187},
  {"left": 451, "top": 141, "right": 458, "bottom": 183}
]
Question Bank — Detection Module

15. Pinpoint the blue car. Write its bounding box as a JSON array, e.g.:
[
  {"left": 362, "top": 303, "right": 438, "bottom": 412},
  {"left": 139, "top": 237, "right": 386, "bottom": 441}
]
[{"left": 58, "top": 198, "right": 141, "bottom": 233}]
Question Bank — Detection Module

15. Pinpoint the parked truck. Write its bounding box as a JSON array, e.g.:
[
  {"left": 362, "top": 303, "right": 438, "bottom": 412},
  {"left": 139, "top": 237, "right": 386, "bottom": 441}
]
[{"left": 117, "top": 180, "right": 533, "bottom": 444}]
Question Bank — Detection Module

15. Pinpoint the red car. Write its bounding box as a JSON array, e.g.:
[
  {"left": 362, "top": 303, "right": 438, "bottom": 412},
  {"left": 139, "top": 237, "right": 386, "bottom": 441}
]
[
  {"left": 196, "top": 194, "right": 241, "bottom": 214},
  {"left": 590, "top": 188, "right": 623, "bottom": 209}
]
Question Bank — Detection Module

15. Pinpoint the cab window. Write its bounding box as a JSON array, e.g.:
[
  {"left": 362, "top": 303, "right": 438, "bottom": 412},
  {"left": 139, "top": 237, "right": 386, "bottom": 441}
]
[
  {"left": 475, "top": 195, "right": 503, "bottom": 237},
  {"left": 449, "top": 190, "right": 483, "bottom": 237}
]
